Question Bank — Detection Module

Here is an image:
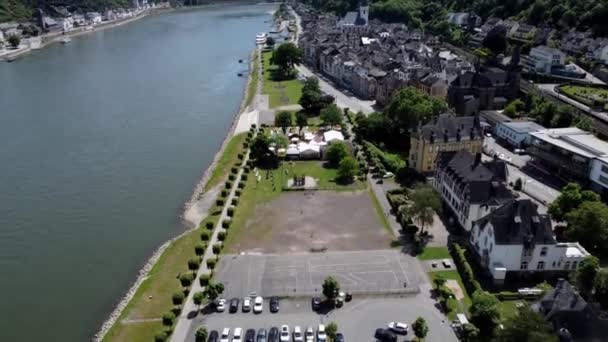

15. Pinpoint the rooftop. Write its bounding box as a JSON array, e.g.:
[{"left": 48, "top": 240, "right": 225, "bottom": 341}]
[
  {"left": 500, "top": 121, "right": 545, "bottom": 133},
  {"left": 530, "top": 127, "right": 608, "bottom": 162}
]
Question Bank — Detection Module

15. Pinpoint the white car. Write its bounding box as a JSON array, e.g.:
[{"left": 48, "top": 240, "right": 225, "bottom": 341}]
[
  {"left": 233, "top": 327, "right": 243, "bottom": 342},
  {"left": 220, "top": 328, "right": 230, "bottom": 342},
  {"left": 388, "top": 321, "right": 409, "bottom": 334},
  {"left": 304, "top": 326, "right": 314, "bottom": 342},
  {"left": 216, "top": 298, "right": 226, "bottom": 312},
  {"left": 293, "top": 326, "right": 303, "bottom": 342},
  {"left": 280, "top": 325, "right": 290, "bottom": 342},
  {"left": 317, "top": 324, "right": 327, "bottom": 342},
  {"left": 242, "top": 296, "right": 251, "bottom": 312},
  {"left": 254, "top": 296, "right": 263, "bottom": 313}
]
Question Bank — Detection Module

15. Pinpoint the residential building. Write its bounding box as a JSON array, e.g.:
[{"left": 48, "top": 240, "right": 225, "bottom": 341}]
[
  {"left": 479, "top": 110, "right": 512, "bottom": 133},
  {"left": 86, "top": 12, "right": 102, "bottom": 25},
  {"left": 409, "top": 113, "right": 483, "bottom": 173},
  {"left": 495, "top": 121, "right": 545, "bottom": 148},
  {"left": 528, "top": 127, "right": 608, "bottom": 195},
  {"left": 524, "top": 45, "right": 566, "bottom": 74},
  {"left": 470, "top": 200, "right": 590, "bottom": 285},
  {"left": 446, "top": 12, "right": 481, "bottom": 28},
  {"left": 535, "top": 279, "right": 608, "bottom": 341},
  {"left": 411, "top": 73, "right": 448, "bottom": 99},
  {"left": 599, "top": 44, "right": 608, "bottom": 65},
  {"left": 433, "top": 150, "right": 513, "bottom": 231}
]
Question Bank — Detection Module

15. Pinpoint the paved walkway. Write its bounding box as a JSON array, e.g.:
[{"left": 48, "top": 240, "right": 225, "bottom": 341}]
[{"left": 368, "top": 174, "right": 401, "bottom": 238}]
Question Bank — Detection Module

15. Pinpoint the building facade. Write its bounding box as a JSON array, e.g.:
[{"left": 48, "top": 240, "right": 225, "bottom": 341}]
[
  {"left": 495, "top": 121, "right": 545, "bottom": 148},
  {"left": 524, "top": 45, "right": 566, "bottom": 74},
  {"left": 409, "top": 113, "right": 483, "bottom": 173}
]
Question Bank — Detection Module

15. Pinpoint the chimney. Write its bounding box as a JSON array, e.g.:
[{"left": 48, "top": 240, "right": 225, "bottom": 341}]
[{"left": 443, "top": 129, "right": 448, "bottom": 143}]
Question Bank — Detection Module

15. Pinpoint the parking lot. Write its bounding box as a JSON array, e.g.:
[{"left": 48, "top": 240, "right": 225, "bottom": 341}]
[
  {"left": 214, "top": 250, "right": 422, "bottom": 298},
  {"left": 186, "top": 297, "right": 458, "bottom": 342}
]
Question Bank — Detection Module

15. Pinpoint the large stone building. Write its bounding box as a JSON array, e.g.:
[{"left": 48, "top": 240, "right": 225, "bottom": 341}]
[{"left": 409, "top": 113, "right": 483, "bottom": 173}]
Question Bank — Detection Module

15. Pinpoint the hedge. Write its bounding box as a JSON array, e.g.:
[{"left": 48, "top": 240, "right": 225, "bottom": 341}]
[
  {"left": 222, "top": 219, "right": 231, "bottom": 228},
  {"left": 194, "top": 243, "right": 206, "bottom": 256},
  {"left": 231, "top": 198, "right": 239, "bottom": 206},
  {"left": 237, "top": 153, "right": 244, "bottom": 160},
  {"left": 225, "top": 180, "right": 232, "bottom": 188},
  {"left": 231, "top": 167, "right": 238, "bottom": 174},
  {"left": 244, "top": 166, "right": 250, "bottom": 174},
  {"left": 220, "top": 190, "right": 228, "bottom": 198},
  {"left": 227, "top": 207, "right": 235, "bottom": 217},
  {"left": 162, "top": 312, "right": 175, "bottom": 326},
  {"left": 235, "top": 189, "right": 242, "bottom": 197},
  {"left": 206, "top": 258, "right": 218, "bottom": 269},
  {"left": 179, "top": 273, "right": 195, "bottom": 287},
  {"left": 199, "top": 274, "right": 210, "bottom": 286},
  {"left": 451, "top": 243, "right": 482, "bottom": 295},
  {"left": 154, "top": 332, "right": 168, "bottom": 342},
  {"left": 212, "top": 243, "right": 222, "bottom": 254},
  {"left": 229, "top": 174, "right": 236, "bottom": 181},
  {"left": 205, "top": 221, "right": 214, "bottom": 230},
  {"left": 238, "top": 181, "right": 245, "bottom": 189},
  {"left": 172, "top": 292, "right": 185, "bottom": 306},
  {"left": 216, "top": 199, "right": 224, "bottom": 206},
  {"left": 188, "top": 258, "right": 201, "bottom": 271},
  {"left": 200, "top": 231, "right": 210, "bottom": 241},
  {"left": 241, "top": 174, "right": 248, "bottom": 181}
]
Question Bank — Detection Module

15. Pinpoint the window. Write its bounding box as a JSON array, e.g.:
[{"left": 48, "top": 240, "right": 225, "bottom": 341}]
[
  {"left": 601, "top": 164, "right": 608, "bottom": 174},
  {"left": 520, "top": 261, "right": 528, "bottom": 270},
  {"left": 537, "top": 261, "right": 545, "bottom": 270},
  {"left": 540, "top": 247, "right": 548, "bottom": 256},
  {"left": 523, "top": 249, "right": 532, "bottom": 257},
  {"left": 572, "top": 261, "right": 578, "bottom": 270}
]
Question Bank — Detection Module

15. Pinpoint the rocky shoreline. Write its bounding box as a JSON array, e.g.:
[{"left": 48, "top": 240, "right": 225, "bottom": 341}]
[{"left": 93, "top": 48, "right": 257, "bottom": 342}]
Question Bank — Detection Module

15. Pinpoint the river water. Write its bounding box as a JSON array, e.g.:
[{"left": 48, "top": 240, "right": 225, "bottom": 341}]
[{"left": 0, "top": 3, "right": 274, "bottom": 341}]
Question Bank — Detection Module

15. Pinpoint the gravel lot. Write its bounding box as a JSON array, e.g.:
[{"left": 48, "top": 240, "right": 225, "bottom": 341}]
[{"left": 225, "top": 190, "right": 392, "bottom": 254}]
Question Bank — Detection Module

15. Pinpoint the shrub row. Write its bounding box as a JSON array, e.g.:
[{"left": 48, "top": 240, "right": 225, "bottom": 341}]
[{"left": 451, "top": 243, "right": 482, "bottom": 295}]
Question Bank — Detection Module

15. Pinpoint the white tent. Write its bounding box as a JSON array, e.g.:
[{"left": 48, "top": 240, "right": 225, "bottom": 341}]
[{"left": 323, "top": 130, "right": 344, "bottom": 143}]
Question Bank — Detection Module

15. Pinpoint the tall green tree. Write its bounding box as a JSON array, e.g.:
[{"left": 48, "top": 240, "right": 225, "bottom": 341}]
[
  {"left": 497, "top": 305, "right": 557, "bottom": 342},
  {"left": 406, "top": 183, "right": 441, "bottom": 235},
  {"left": 594, "top": 269, "right": 608, "bottom": 309},
  {"left": 412, "top": 317, "right": 429, "bottom": 340},
  {"left": 203, "top": 282, "right": 224, "bottom": 302},
  {"left": 548, "top": 183, "right": 600, "bottom": 222},
  {"left": 337, "top": 156, "right": 359, "bottom": 184},
  {"left": 326, "top": 141, "right": 349, "bottom": 167},
  {"left": 271, "top": 42, "right": 302, "bottom": 78},
  {"left": 275, "top": 111, "right": 293, "bottom": 134},
  {"left": 470, "top": 290, "right": 501, "bottom": 339},
  {"left": 385, "top": 87, "right": 446, "bottom": 130},
  {"left": 7, "top": 34, "right": 20, "bottom": 48},
  {"left": 565, "top": 201, "right": 608, "bottom": 256},
  {"left": 193, "top": 291, "right": 204, "bottom": 311},
  {"left": 325, "top": 322, "right": 338, "bottom": 339},
  {"left": 296, "top": 112, "right": 308, "bottom": 134},
  {"left": 320, "top": 104, "right": 343, "bottom": 128},
  {"left": 195, "top": 327, "right": 208, "bottom": 342},
  {"left": 574, "top": 256, "right": 600, "bottom": 298},
  {"left": 322, "top": 276, "right": 340, "bottom": 301}
]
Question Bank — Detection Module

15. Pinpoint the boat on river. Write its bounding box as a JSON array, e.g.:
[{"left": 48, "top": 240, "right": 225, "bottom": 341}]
[{"left": 61, "top": 37, "right": 72, "bottom": 44}]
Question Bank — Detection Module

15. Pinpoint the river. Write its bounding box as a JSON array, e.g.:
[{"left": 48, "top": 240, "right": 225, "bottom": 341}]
[{"left": 0, "top": 3, "right": 274, "bottom": 341}]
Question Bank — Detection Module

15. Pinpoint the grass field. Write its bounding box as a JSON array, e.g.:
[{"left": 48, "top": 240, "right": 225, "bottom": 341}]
[
  {"left": 499, "top": 299, "right": 522, "bottom": 321},
  {"left": 261, "top": 51, "right": 302, "bottom": 108},
  {"left": 244, "top": 50, "right": 259, "bottom": 108},
  {"left": 561, "top": 85, "right": 608, "bottom": 109},
  {"left": 417, "top": 247, "right": 451, "bottom": 260},
  {"left": 103, "top": 320, "right": 163, "bottom": 342},
  {"left": 282, "top": 161, "right": 366, "bottom": 191},
  {"left": 428, "top": 270, "right": 472, "bottom": 320},
  {"left": 204, "top": 133, "right": 247, "bottom": 192}
]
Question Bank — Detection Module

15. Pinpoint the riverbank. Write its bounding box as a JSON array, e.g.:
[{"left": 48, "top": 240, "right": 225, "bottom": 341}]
[{"left": 96, "top": 46, "right": 260, "bottom": 342}]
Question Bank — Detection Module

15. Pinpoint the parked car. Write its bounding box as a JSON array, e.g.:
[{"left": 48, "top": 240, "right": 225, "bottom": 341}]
[
  {"left": 257, "top": 328, "right": 267, "bottom": 342},
  {"left": 280, "top": 325, "right": 290, "bottom": 342},
  {"left": 243, "top": 296, "right": 252, "bottom": 312},
  {"left": 304, "top": 326, "right": 314, "bottom": 342},
  {"left": 245, "top": 329, "right": 256, "bottom": 342},
  {"left": 254, "top": 296, "right": 264, "bottom": 313},
  {"left": 336, "top": 291, "right": 346, "bottom": 307},
  {"left": 233, "top": 328, "right": 243, "bottom": 342},
  {"left": 317, "top": 324, "right": 327, "bottom": 342},
  {"left": 229, "top": 298, "right": 240, "bottom": 313},
  {"left": 216, "top": 298, "right": 226, "bottom": 313},
  {"left": 270, "top": 296, "right": 280, "bottom": 313},
  {"left": 268, "top": 327, "right": 279, "bottom": 342},
  {"left": 335, "top": 333, "right": 345, "bottom": 342},
  {"left": 220, "top": 328, "right": 230, "bottom": 342},
  {"left": 208, "top": 330, "right": 219, "bottom": 342},
  {"left": 293, "top": 326, "right": 303, "bottom": 342},
  {"left": 345, "top": 293, "right": 352, "bottom": 302},
  {"left": 387, "top": 322, "right": 408, "bottom": 334},
  {"left": 374, "top": 328, "right": 397, "bottom": 342},
  {"left": 311, "top": 297, "right": 321, "bottom": 311}
]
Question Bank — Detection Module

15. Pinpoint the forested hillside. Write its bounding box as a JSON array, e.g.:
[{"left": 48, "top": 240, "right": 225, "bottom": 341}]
[
  {"left": 0, "top": 0, "right": 144, "bottom": 23},
  {"left": 302, "top": 0, "right": 608, "bottom": 36}
]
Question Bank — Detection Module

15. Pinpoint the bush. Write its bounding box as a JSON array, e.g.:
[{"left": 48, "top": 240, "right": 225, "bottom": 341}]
[
  {"left": 247, "top": 131, "right": 253, "bottom": 138},
  {"left": 217, "top": 231, "right": 227, "bottom": 241},
  {"left": 227, "top": 207, "right": 235, "bottom": 217},
  {"left": 231, "top": 167, "right": 238, "bottom": 174},
  {"left": 200, "top": 231, "right": 210, "bottom": 241},
  {"left": 496, "top": 291, "right": 520, "bottom": 300},
  {"left": 230, "top": 174, "right": 237, "bottom": 181},
  {"left": 205, "top": 221, "right": 214, "bottom": 230},
  {"left": 188, "top": 258, "right": 201, "bottom": 271},
  {"left": 179, "top": 273, "right": 194, "bottom": 287},
  {"left": 194, "top": 243, "right": 206, "bottom": 256},
  {"left": 235, "top": 189, "right": 242, "bottom": 197},
  {"left": 237, "top": 153, "right": 244, "bottom": 160},
  {"left": 213, "top": 243, "right": 222, "bottom": 254},
  {"left": 225, "top": 180, "right": 232, "bottom": 188},
  {"left": 238, "top": 181, "right": 245, "bottom": 189},
  {"left": 244, "top": 167, "right": 250, "bottom": 174},
  {"left": 206, "top": 257, "right": 218, "bottom": 269},
  {"left": 154, "top": 332, "right": 168, "bottom": 342},
  {"left": 162, "top": 312, "right": 176, "bottom": 326},
  {"left": 231, "top": 198, "right": 239, "bottom": 206},
  {"left": 220, "top": 190, "right": 228, "bottom": 198},
  {"left": 222, "top": 219, "right": 231, "bottom": 228},
  {"left": 451, "top": 243, "right": 482, "bottom": 295},
  {"left": 216, "top": 199, "right": 224, "bottom": 206},
  {"left": 241, "top": 174, "right": 248, "bottom": 181},
  {"left": 243, "top": 142, "right": 248, "bottom": 148},
  {"left": 172, "top": 292, "right": 185, "bottom": 306},
  {"left": 199, "top": 274, "right": 210, "bottom": 286}
]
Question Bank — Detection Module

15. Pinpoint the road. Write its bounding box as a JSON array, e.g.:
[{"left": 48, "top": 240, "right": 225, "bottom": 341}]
[{"left": 482, "top": 136, "right": 530, "bottom": 168}]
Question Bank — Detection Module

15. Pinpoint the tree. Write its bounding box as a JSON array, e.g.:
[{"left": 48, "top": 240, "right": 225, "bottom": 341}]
[
  {"left": 325, "top": 322, "right": 338, "bottom": 339},
  {"left": 195, "top": 327, "right": 208, "bottom": 342},
  {"left": 461, "top": 323, "right": 479, "bottom": 342},
  {"left": 172, "top": 292, "right": 185, "bottom": 306},
  {"left": 549, "top": 183, "right": 600, "bottom": 222},
  {"left": 497, "top": 305, "right": 557, "bottom": 342},
  {"left": 406, "top": 183, "right": 441, "bottom": 235},
  {"left": 251, "top": 134, "right": 278, "bottom": 168},
  {"left": 162, "top": 312, "right": 175, "bottom": 326},
  {"left": 337, "top": 156, "right": 359, "bottom": 184},
  {"left": 270, "top": 42, "right": 302, "bottom": 78},
  {"left": 594, "top": 269, "right": 608, "bottom": 308},
  {"left": 412, "top": 317, "right": 429, "bottom": 340},
  {"left": 7, "top": 34, "right": 20, "bottom": 48},
  {"left": 203, "top": 282, "right": 225, "bottom": 302},
  {"left": 482, "top": 26, "right": 507, "bottom": 55},
  {"left": 193, "top": 291, "right": 204, "bottom": 310},
  {"left": 275, "top": 111, "right": 293, "bottom": 134},
  {"left": 470, "top": 290, "right": 501, "bottom": 339},
  {"left": 266, "top": 36, "right": 275, "bottom": 47},
  {"left": 574, "top": 256, "right": 600, "bottom": 298},
  {"left": 565, "top": 201, "right": 608, "bottom": 256},
  {"left": 299, "top": 77, "right": 322, "bottom": 112},
  {"left": 433, "top": 274, "right": 447, "bottom": 288},
  {"left": 322, "top": 276, "right": 340, "bottom": 301},
  {"left": 296, "top": 112, "right": 308, "bottom": 133},
  {"left": 504, "top": 99, "right": 525, "bottom": 118},
  {"left": 325, "top": 141, "right": 349, "bottom": 167},
  {"left": 320, "top": 104, "right": 343, "bottom": 127}
]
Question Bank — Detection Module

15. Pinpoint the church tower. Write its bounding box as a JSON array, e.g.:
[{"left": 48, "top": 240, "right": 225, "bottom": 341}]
[{"left": 358, "top": 0, "right": 369, "bottom": 26}]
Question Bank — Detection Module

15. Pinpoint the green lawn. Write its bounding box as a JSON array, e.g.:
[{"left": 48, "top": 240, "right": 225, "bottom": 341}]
[
  {"left": 261, "top": 51, "right": 303, "bottom": 108},
  {"left": 306, "top": 115, "right": 322, "bottom": 126},
  {"left": 244, "top": 50, "right": 259, "bottom": 108},
  {"left": 499, "top": 299, "right": 522, "bottom": 321},
  {"left": 369, "top": 187, "right": 393, "bottom": 236},
  {"left": 103, "top": 321, "right": 163, "bottom": 342},
  {"left": 282, "top": 160, "right": 366, "bottom": 191},
  {"left": 418, "top": 246, "right": 451, "bottom": 260},
  {"left": 428, "top": 270, "right": 472, "bottom": 320},
  {"left": 205, "top": 133, "right": 247, "bottom": 192},
  {"left": 561, "top": 85, "right": 608, "bottom": 109}
]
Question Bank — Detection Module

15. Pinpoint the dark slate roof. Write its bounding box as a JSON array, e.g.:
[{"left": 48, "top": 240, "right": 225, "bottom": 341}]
[
  {"left": 437, "top": 150, "right": 513, "bottom": 204},
  {"left": 476, "top": 199, "right": 556, "bottom": 246},
  {"left": 420, "top": 113, "right": 481, "bottom": 142},
  {"left": 342, "top": 11, "right": 358, "bottom": 25}
]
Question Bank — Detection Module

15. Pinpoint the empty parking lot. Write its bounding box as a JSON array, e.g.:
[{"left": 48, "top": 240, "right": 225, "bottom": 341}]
[{"left": 214, "top": 250, "right": 423, "bottom": 298}]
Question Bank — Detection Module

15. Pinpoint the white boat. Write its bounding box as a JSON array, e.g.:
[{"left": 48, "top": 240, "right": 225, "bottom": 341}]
[{"left": 60, "top": 37, "right": 72, "bottom": 44}]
